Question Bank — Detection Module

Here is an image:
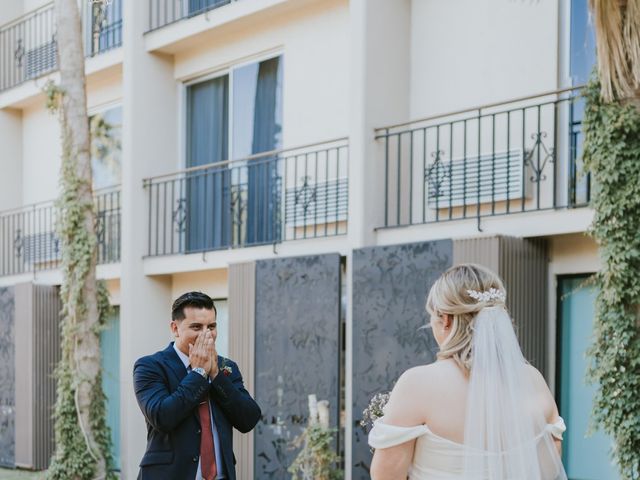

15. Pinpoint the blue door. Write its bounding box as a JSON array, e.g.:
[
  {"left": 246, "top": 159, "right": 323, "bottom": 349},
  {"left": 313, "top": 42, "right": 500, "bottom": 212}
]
[
  {"left": 100, "top": 307, "right": 120, "bottom": 471},
  {"left": 558, "top": 276, "right": 618, "bottom": 480}
]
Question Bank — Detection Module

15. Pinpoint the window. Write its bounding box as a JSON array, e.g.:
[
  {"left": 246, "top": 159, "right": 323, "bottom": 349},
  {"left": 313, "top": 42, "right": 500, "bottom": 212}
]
[
  {"left": 568, "top": 0, "right": 596, "bottom": 206},
  {"left": 185, "top": 56, "right": 283, "bottom": 251},
  {"left": 91, "top": 105, "right": 122, "bottom": 190}
]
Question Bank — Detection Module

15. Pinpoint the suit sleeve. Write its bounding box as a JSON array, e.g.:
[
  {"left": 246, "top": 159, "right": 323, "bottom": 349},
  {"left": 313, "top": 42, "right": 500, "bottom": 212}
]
[
  {"left": 133, "top": 356, "right": 209, "bottom": 433},
  {"left": 210, "top": 360, "right": 261, "bottom": 433}
]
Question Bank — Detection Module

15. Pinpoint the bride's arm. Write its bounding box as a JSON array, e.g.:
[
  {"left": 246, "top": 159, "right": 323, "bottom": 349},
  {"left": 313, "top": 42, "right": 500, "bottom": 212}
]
[
  {"left": 527, "top": 365, "right": 564, "bottom": 455},
  {"left": 370, "top": 369, "right": 426, "bottom": 480},
  {"left": 370, "top": 441, "right": 415, "bottom": 480}
]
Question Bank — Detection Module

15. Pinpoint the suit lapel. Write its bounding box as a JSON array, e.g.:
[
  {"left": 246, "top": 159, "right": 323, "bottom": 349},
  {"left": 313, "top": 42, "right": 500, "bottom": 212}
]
[
  {"left": 163, "top": 343, "right": 204, "bottom": 426},
  {"left": 162, "top": 342, "right": 189, "bottom": 384}
]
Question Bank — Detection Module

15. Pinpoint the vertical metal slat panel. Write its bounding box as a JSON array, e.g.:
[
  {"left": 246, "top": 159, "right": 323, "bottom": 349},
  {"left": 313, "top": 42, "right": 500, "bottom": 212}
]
[
  {"left": 14, "top": 283, "right": 34, "bottom": 468},
  {"left": 452, "top": 236, "right": 548, "bottom": 378},
  {"left": 228, "top": 262, "right": 256, "bottom": 480},
  {"left": 32, "top": 284, "right": 61, "bottom": 470},
  {"left": 452, "top": 236, "right": 501, "bottom": 272},
  {"left": 499, "top": 237, "right": 548, "bottom": 377}
]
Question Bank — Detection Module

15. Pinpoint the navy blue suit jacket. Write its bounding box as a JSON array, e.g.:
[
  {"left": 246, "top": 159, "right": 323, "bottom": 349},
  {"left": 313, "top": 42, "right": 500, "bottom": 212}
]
[{"left": 133, "top": 343, "right": 261, "bottom": 480}]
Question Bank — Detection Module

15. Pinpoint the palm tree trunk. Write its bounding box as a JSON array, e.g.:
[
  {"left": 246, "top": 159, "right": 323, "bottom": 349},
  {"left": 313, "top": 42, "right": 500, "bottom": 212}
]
[{"left": 589, "top": 0, "right": 640, "bottom": 101}]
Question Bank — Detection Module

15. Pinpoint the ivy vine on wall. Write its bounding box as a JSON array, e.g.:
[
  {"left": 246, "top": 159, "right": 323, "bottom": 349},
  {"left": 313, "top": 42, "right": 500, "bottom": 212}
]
[{"left": 583, "top": 77, "right": 640, "bottom": 480}]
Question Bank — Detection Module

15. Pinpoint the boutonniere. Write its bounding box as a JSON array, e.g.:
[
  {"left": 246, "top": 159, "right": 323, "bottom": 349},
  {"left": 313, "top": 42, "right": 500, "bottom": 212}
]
[{"left": 221, "top": 365, "right": 232, "bottom": 377}]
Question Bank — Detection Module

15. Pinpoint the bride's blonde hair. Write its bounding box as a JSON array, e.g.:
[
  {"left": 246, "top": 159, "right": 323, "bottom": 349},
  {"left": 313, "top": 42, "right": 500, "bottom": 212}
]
[{"left": 426, "top": 263, "right": 507, "bottom": 373}]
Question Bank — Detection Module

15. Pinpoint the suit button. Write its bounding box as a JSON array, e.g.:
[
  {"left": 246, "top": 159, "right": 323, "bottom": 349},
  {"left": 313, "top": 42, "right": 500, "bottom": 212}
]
[
  {"left": 197, "top": 429, "right": 201, "bottom": 434},
  {"left": 192, "top": 456, "right": 198, "bottom": 462}
]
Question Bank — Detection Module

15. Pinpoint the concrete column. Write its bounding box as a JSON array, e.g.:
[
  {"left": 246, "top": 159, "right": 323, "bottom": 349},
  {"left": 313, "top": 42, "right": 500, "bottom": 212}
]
[
  {"left": 0, "top": 109, "right": 23, "bottom": 211},
  {"left": 119, "top": 1, "right": 178, "bottom": 478},
  {"left": 346, "top": 1, "right": 411, "bottom": 478}
]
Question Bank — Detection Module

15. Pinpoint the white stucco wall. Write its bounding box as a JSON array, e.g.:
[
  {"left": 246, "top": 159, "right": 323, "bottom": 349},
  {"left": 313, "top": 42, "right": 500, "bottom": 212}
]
[
  {"left": 21, "top": 101, "right": 61, "bottom": 204},
  {"left": 173, "top": 0, "right": 350, "bottom": 157},
  {"left": 19, "top": 72, "right": 122, "bottom": 205},
  {"left": 87, "top": 66, "right": 124, "bottom": 112},
  {"left": 549, "top": 232, "right": 600, "bottom": 275},
  {"left": 410, "top": 0, "right": 560, "bottom": 120},
  {"left": 22, "top": 0, "right": 51, "bottom": 13},
  {"left": 172, "top": 268, "right": 229, "bottom": 300},
  {"left": 0, "top": 108, "right": 23, "bottom": 210},
  {"left": 0, "top": 1, "right": 24, "bottom": 26}
]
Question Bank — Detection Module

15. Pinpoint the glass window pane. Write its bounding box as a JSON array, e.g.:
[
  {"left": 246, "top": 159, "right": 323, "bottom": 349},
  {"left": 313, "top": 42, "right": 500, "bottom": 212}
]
[
  {"left": 232, "top": 56, "right": 283, "bottom": 159},
  {"left": 91, "top": 105, "right": 122, "bottom": 190},
  {"left": 570, "top": 0, "right": 596, "bottom": 86}
]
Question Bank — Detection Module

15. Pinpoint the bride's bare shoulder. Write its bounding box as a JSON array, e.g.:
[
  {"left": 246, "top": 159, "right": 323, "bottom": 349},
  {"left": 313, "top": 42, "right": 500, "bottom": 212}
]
[
  {"left": 384, "top": 362, "right": 451, "bottom": 424},
  {"left": 396, "top": 359, "right": 461, "bottom": 389},
  {"left": 524, "top": 363, "right": 559, "bottom": 422}
]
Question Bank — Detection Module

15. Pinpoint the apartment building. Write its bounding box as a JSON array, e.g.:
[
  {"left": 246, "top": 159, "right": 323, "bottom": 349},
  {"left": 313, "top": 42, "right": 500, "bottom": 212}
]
[{"left": 0, "top": 0, "right": 618, "bottom": 478}]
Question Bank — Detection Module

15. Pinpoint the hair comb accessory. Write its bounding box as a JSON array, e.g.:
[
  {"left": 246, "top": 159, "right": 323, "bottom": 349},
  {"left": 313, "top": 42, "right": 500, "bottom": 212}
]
[{"left": 466, "top": 288, "right": 506, "bottom": 303}]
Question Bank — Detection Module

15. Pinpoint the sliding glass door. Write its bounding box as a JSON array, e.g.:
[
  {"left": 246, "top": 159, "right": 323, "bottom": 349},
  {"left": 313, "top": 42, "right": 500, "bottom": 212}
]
[{"left": 185, "top": 55, "right": 282, "bottom": 252}]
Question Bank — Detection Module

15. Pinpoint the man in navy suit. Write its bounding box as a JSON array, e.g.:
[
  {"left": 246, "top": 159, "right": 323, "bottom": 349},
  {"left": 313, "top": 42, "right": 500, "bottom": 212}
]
[{"left": 133, "top": 291, "right": 261, "bottom": 480}]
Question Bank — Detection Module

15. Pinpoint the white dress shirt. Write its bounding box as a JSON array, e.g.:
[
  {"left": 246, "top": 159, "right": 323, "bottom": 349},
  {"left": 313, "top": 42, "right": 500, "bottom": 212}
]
[{"left": 173, "top": 343, "right": 225, "bottom": 479}]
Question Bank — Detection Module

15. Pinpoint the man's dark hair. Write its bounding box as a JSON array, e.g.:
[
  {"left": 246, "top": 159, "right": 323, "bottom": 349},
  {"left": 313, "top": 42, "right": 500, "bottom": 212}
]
[{"left": 171, "top": 291, "right": 216, "bottom": 321}]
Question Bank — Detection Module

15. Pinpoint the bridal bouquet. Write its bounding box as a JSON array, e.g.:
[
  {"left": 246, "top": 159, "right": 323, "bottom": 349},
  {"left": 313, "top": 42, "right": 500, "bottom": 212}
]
[{"left": 360, "top": 392, "right": 390, "bottom": 432}]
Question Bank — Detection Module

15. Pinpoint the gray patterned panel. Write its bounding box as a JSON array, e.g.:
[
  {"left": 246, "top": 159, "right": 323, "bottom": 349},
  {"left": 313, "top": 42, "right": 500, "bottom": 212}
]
[
  {"left": 255, "top": 254, "right": 341, "bottom": 479},
  {"left": 351, "top": 240, "right": 452, "bottom": 479},
  {"left": 0, "top": 287, "right": 15, "bottom": 468}
]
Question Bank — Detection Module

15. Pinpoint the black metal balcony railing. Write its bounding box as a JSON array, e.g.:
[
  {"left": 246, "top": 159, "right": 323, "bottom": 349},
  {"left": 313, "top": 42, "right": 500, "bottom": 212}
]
[
  {"left": 85, "top": 0, "right": 123, "bottom": 58},
  {"left": 376, "top": 87, "right": 591, "bottom": 229},
  {"left": 144, "top": 139, "right": 348, "bottom": 257},
  {"left": 147, "top": 0, "right": 235, "bottom": 32},
  {"left": 0, "top": 0, "right": 123, "bottom": 93},
  {"left": 0, "top": 188, "right": 121, "bottom": 277}
]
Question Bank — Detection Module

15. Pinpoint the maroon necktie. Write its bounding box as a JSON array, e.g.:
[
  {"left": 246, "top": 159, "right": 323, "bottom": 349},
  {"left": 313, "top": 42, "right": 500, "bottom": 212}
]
[{"left": 198, "top": 400, "right": 217, "bottom": 480}]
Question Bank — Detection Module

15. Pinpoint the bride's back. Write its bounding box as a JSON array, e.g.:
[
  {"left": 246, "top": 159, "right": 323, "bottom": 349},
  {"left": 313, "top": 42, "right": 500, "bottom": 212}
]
[{"left": 395, "top": 358, "right": 558, "bottom": 445}]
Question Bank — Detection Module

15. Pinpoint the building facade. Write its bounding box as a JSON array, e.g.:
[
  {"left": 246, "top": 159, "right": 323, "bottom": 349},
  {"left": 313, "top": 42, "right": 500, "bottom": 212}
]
[{"left": 0, "top": 0, "right": 619, "bottom": 478}]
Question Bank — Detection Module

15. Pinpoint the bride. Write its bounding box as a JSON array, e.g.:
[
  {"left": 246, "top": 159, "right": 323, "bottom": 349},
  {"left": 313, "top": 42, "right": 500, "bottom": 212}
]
[{"left": 368, "top": 264, "right": 567, "bottom": 480}]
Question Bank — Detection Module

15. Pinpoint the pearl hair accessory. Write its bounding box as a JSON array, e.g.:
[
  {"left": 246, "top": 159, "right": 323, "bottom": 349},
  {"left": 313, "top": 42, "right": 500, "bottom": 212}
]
[{"left": 466, "top": 288, "right": 506, "bottom": 303}]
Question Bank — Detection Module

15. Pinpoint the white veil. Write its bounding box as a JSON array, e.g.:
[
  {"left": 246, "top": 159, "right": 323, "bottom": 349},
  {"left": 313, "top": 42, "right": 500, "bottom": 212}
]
[{"left": 462, "top": 306, "right": 567, "bottom": 480}]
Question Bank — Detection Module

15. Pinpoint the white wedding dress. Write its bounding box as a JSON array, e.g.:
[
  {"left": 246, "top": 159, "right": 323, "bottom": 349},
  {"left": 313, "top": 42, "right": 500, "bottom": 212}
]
[
  {"left": 368, "top": 417, "right": 566, "bottom": 480},
  {"left": 368, "top": 306, "right": 568, "bottom": 480}
]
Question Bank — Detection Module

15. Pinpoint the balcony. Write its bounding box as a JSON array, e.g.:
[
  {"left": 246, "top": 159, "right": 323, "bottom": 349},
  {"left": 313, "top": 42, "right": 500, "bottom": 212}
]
[
  {"left": 147, "top": 0, "right": 235, "bottom": 32},
  {"left": 144, "top": 138, "right": 348, "bottom": 257},
  {"left": 0, "top": 0, "right": 123, "bottom": 93},
  {"left": 376, "top": 87, "right": 590, "bottom": 230},
  {"left": 0, "top": 187, "right": 121, "bottom": 277}
]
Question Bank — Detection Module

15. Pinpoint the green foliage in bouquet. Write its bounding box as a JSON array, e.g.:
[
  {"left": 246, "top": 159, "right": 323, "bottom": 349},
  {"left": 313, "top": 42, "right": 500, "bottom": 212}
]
[{"left": 582, "top": 76, "right": 640, "bottom": 480}]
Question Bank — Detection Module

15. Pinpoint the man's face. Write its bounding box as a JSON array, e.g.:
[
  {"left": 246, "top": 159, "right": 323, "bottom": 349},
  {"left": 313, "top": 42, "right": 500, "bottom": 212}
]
[{"left": 171, "top": 306, "right": 217, "bottom": 355}]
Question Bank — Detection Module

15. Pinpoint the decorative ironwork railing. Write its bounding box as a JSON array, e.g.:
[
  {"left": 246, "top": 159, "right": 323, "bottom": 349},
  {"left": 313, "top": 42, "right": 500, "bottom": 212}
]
[
  {"left": 0, "top": 0, "right": 123, "bottom": 93},
  {"left": 144, "top": 139, "right": 348, "bottom": 257},
  {"left": 147, "top": 0, "right": 236, "bottom": 32},
  {"left": 0, "top": 187, "right": 121, "bottom": 277},
  {"left": 376, "top": 87, "right": 590, "bottom": 229}
]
